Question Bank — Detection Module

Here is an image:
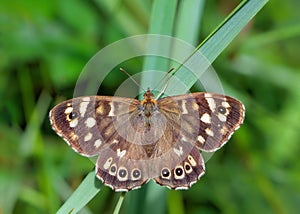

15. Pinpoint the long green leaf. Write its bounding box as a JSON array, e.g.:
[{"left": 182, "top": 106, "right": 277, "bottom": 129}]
[{"left": 56, "top": 172, "right": 100, "bottom": 214}]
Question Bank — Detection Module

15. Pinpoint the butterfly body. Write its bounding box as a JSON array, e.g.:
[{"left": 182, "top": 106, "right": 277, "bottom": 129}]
[
  {"left": 50, "top": 90, "right": 245, "bottom": 191},
  {"left": 140, "top": 88, "right": 157, "bottom": 129}
]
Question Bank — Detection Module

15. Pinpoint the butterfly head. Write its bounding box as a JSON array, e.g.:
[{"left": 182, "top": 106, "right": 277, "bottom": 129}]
[{"left": 141, "top": 88, "right": 157, "bottom": 106}]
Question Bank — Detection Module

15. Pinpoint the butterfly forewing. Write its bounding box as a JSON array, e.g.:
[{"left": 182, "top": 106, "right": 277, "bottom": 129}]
[
  {"left": 158, "top": 92, "right": 245, "bottom": 152},
  {"left": 49, "top": 96, "right": 140, "bottom": 156},
  {"left": 49, "top": 90, "right": 245, "bottom": 191}
]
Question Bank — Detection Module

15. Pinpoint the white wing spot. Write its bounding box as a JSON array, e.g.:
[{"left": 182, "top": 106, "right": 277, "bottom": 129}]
[
  {"left": 108, "top": 102, "right": 115, "bottom": 116},
  {"left": 103, "top": 157, "right": 113, "bottom": 170},
  {"left": 84, "top": 132, "right": 93, "bottom": 141},
  {"left": 205, "top": 128, "right": 214, "bottom": 137},
  {"left": 85, "top": 117, "right": 96, "bottom": 128},
  {"left": 188, "top": 155, "right": 197, "bottom": 167},
  {"left": 218, "top": 113, "right": 227, "bottom": 122},
  {"left": 112, "top": 139, "right": 119, "bottom": 144},
  {"left": 79, "top": 102, "right": 89, "bottom": 117},
  {"left": 204, "top": 94, "right": 216, "bottom": 111},
  {"left": 222, "top": 101, "right": 230, "bottom": 108},
  {"left": 117, "top": 148, "right": 126, "bottom": 158},
  {"left": 181, "top": 136, "right": 188, "bottom": 142},
  {"left": 197, "top": 135, "right": 205, "bottom": 144},
  {"left": 70, "top": 132, "right": 78, "bottom": 141},
  {"left": 181, "top": 100, "right": 188, "bottom": 114},
  {"left": 220, "top": 126, "right": 228, "bottom": 135},
  {"left": 192, "top": 102, "right": 199, "bottom": 110},
  {"left": 200, "top": 113, "right": 211, "bottom": 124},
  {"left": 94, "top": 139, "right": 102, "bottom": 148},
  {"left": 69, "top": 118, "right": 78, "bottom": 128},
  {"left": 173, "top": 146, "right": 183, "bottom": 156},
  {"left": 65, "top": 107, "right": 73, "bottom": 114},
  {"left": 82, "top": 97, "right": 91, "bottom": 102}
]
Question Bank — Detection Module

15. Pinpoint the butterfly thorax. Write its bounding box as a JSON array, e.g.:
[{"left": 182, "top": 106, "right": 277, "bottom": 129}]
[{"left": 141, "top": 88, "right": 157, "bottom": 128}]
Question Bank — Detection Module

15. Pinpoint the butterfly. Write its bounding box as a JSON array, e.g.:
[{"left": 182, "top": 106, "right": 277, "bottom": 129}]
[{"left": 49, "top": 87, "right": 245, "bottom": 191}]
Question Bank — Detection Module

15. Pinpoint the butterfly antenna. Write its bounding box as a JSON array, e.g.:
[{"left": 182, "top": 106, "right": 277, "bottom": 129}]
[
  {"left": 119, "top": 68, "right": 145, "bottom": 91},
  {"left": 155, "top": 68, "right": 175, "bottom": 99}
]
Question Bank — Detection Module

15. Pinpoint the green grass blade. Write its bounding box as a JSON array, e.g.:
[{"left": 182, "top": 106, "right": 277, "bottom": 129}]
[
  {"left": 171, "top": 0, "right": 269, "bottom": 93},
  {"left": 174, "top": 0, "right": 205, "bottom": 45},
  {"left": 56, "top": 172, "right": 100, "bottom": 214},
  {"left": 142, "top": 0, "right": 177, "bottom": 73}
]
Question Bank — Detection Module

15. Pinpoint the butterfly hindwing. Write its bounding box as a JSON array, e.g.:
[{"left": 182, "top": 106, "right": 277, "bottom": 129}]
[{"left": 153, "top": 146, "right": 205, "bottom": 190}]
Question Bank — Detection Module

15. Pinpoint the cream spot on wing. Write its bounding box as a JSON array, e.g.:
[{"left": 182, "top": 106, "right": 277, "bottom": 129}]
[
  {"left": 222, "top": 101, "right": 230, "bottom": 108},
  {"left": 82, "top": 97, "right": 91, "bottom": 102},
  {"left": 188, "top": 155, "right": 197, "bottom": 167},
  {"left": 200, "top": 113, "right": 211, "bottom": 124},
  {"left": 173, "top": 146, "right": 183, "bottom": 156},
  {"left": 85, "top": 117, "right": 96, "bottom": 128},
  {"left": 96, "top": 104, "right": 104, "bottom": 115},
  {"left": 70, "top": 132, "right": 78, "bottom": 141},
  {"left": 197, "top": 135, "right": 205, "bottom": 144},
  {"left": 112, "top": 139, "right": 119, "bottom": 144},
  {"left": 192, "top": 101, "right": 199, "bottom": 110},
  {"left": 108, "top": 102, "right": 115, "bottom": 116},
  {"left": 65, "top": 107, "right": 73, "bottom": 114},
  {"left": 181, "top": 136, "right": 188, "bottom": 142},
  {"left": 205, "top": 128, "right": 214, "bottom": 137},
  {"left": 218, "top": 113, "right": 227, "bottom": 122},
  {"left": 181, "top": 100, "right": 188, "bottom": 114},
  {"left": 70, "top": 118, "right": 78, "bottom": 128},
  {"left": 84, "top": 132, "right": 93, "bottom": 141},
  {"left": 204, "top": 94, "right": 216, "bottom": 111},
  {"left": 79, "top": 102, "right": 89, "bottom": 117},
  {"left": 94, "top": 139, "right": 102, "bottom": 148},
  {"left": 220, "top": 126, "right": 228, "bottom": 135},
  {"left": 117, "top": 148, "right": 126, "bottom": 158},
  {"left": 103, "top": 157, "right": 113, "bottom": 170}
]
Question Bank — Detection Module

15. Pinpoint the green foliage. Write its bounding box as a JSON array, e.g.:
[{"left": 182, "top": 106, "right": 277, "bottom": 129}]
[{"left": 1, "top": 0, "right": 300, "bottom": 213}]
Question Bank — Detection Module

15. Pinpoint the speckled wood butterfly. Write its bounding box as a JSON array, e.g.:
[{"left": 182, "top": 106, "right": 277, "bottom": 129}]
[{"left": 49, "top": 87, "right": 245, "bottom": 191}]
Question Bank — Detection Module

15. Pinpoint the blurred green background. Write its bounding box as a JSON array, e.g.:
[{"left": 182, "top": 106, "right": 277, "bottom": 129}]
[{"left": 1, "top": 0, "right": 300, "bottom": 213}]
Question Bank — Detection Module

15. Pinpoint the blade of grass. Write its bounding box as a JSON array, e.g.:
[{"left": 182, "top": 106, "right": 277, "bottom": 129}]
[
  {"left": 113, "top": 192, "right": 127, "bottom": 214},
  {"left": 169, "top": 0, "right": 269, "bottom": 95},
  {"left": 174, "top": 0, "right": 205, "bottom": 45},
  {"left": 56, "top": 171, "right": 100, "bottom": 214},
  {"left": 142, "top": 0, "right": 177, "bottom": 73}
]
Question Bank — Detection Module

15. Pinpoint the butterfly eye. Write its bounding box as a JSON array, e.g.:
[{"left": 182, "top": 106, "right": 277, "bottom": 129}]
[
  {"left": 131, "top": 168, "right": 142, "bottom": 180},
  {"left": 68, "top": 112, "right": 78, "bottom": 120},
  {"left": 118, "top": 168, "right": 127, "bottom": 178},
  {"left": 184, "top": 162, "right": 193, "bottom": 174},
  {"left": 217, "top": 106, "right": 227, "bottom": 114},
  {"left": 175, "top": 166, "right": 184, "bottom": 176},
  {"left": 161, "top": 168, "right": 171, "bottom": 178},
  {"left": 109, "top": 164, "right": 117, "bottom": 175}
]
